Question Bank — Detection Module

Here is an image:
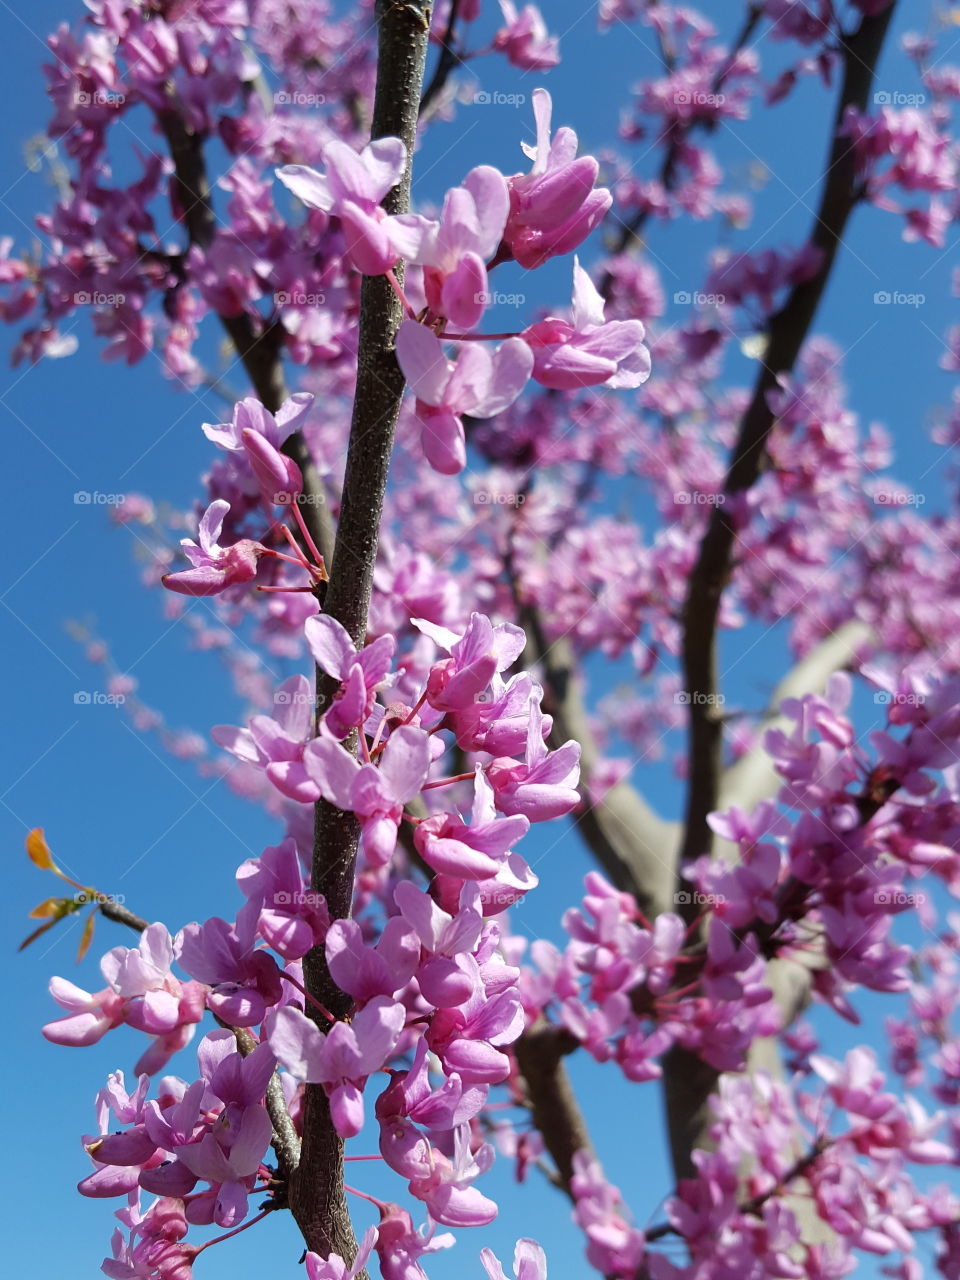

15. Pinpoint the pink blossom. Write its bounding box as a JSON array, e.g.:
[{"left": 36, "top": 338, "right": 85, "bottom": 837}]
[
  {"left": 278, "top": 140, "right": 426, "bottom": 275},
  {"left": 161, "top": 500, "right": 264, "bottom": 597},
  {"left": 395, "top": 320, "right": 533, "bottom": 474},
  {"left": 303, "top": 724, "right": 432, "bottom": 866},
  {"left": 493, "top": 3, "right": 559, "bottom": 70},
  {"left": 523, "top": 257, "right": 651, "bottom": 390},
  {"left": 503, "top": 90, "right": 612, "bottom": 269},
  {"left": 268, "top": 996, "right": 407, "bottom": 1137}
]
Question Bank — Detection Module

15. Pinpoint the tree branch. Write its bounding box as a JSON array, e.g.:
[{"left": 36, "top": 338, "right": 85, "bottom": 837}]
[
  {"left": 155, "top": 104, "right": 335, "bottom": 567},
  {"left": 290, "top": 0, "right": 432, "bottom": 1265},
  {"left": 677, "top": 1, "right": 897, "bottom": 878},
  {"left": 665, "top": 0, "right": 898, "bottom": 1188},
  {"left": 513, "top": 1020, "right": 592, "bottom": 1197}
]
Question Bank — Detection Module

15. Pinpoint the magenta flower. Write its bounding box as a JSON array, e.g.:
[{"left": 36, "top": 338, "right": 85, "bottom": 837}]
[
  {"left": 235, "top": 837, "right": 330, "bottom": 960},
  {"left": 277, "top": 140, "right": 427, "bottom": 275},
  {"left": 325, "top": 915, "right": 419, "bottom": 1002},
  {"left": 415, "top": 612, "right": 527, "bottom": 713},
  {"left": 268, "top": 996, "right": 407, "bottom": 1137},
  {"left": 202, "top": 393, "right": 311, "bottom": 505},
  {"left": 43, "top": 923, "right": 205, "bottom": 1075},
  {"left": 395, "top": 320, "right": 533, "bottom": 474},
  {"left": 407, "top": 1124, "right": 499, "bottom": 1227},
  {"left": 375, "top": 1202, "right": 455, "bottom": 1280},
  {"left": 177, "top": 915, "right": 283, "bottom": 1027},
  {"left": 377, "top": 1037, "right": 487, "bottom": 1179},
  {"left": 494, "top": 3, "right": 560, "bottom": 70},
  {"left": 395, "top": 880, "right": 484, "bottom": 1007},
  {"left": 305, "top": 613, "right": 395, "bottom": 738},
  {"left": 481, "top": 1238, "right": 548, "bottom": 1280},
  {"left": 487, "top": 696, "right": 581, "bottom": 821},
  {"left": 504, "top": 90, "right": 612, "bottom": 269},
  {"left": 303, "top": 724, "right": 432, "bottom": 866},
  {"left": 523, "top": 258, "right": 651, "bottom": 390},
  {"left": 414, "top": 768, "right": 530, "bottom": 881},
  {"left": 213, "top": 673, "right": 319, "bottom": 804},
  {"left": 306, "top": 1226, "right": 378, "bottom": 1280},
  {"left": 411, "top": 166, "right": 510, "bottom": 329},
  {"left": 174, "top": 1104, "right": 273, "bottom": 1227},
  {"left": 161, "top": 499, "right": 265, "bottom": 597}
]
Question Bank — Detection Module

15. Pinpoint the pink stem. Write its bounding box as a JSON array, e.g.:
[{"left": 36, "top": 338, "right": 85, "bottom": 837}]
[
  {"left": 194, "top": 1209, "right": 271, "bottom": 1255},
  {"left": 344, "top": 1183, "right": 388, "bottom": 1210},
  {"left": 422, "top": 771, "right": 474, "bottom": 790},
  {"left": 442, "top": 330, "right": 522, "bottom": 341},
  {"left": 279, "top": 969, "right": 338, "bottom": 1023},
  {"left": 291, "top": 497, "right": 326, "bottom": 569},
  {"left": 385, "top": 268, "right": 417, "bottom": 318}
]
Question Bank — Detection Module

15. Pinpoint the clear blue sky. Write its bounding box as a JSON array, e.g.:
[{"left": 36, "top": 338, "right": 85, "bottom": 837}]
[{"left": 1, "top": 1, "right": 954, "bottom": 1276}]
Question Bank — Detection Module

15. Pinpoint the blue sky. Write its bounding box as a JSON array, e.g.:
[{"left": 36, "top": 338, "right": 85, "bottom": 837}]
[{"left": 1, "top": 1, "right": 957, "bottom": 1277}]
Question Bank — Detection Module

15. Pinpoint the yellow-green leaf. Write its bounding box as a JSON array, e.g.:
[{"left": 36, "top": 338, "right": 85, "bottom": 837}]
[
  {"left": 26, "top": 828, "right": 57, "bottom": 871},
  {"left": 18, "top": 919, "right": 59, "bottom": 951},
  {"left": 29, "top": 896, "right": 68, "bottom": 920},
  {"left": 77, "top": 912, "right": 97, "bottom": 962}
]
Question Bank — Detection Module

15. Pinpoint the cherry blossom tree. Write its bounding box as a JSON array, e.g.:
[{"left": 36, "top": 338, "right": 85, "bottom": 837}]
[{"left": 7, "top": 1, "right": 960, "bottom": 1278}]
